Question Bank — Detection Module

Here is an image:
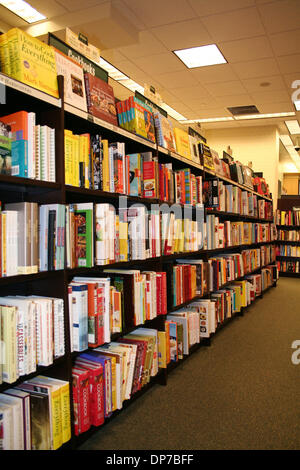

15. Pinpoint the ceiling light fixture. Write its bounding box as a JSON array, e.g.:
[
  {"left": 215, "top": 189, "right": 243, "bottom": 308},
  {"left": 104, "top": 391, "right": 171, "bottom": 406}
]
[
  {"left": 0, "top": 0, "right": 46, "bottom": 23},
  {"left": 99, "top": 58, "right": 129, "bottom": 81},
  {"left": 235, "top": 112, "right": 295, "bottom": 120},
  {"left": 160, "top": 103, "right": 187, "bottom": 121},
  {"left": 173, "top": 44, "right": 227, "bottom": 68},
  {"left": 179, "top": 117, "right": 233, "bottom": 123},
  {"left": 285, "top": 120, "right": 300, "bottom": 135}
]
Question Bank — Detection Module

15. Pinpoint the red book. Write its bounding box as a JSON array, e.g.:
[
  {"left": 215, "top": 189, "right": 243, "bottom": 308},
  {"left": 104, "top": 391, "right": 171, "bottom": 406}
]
[
  {"left": 0, "top": 110, "right": 28, "bottom": 139},
  {"left": 84, "top": 72, "right": 118, "bottom": 126},
  {"left": 143, "top": 161, "right": 156, "bottom": 198},
  {"left": 72, "top": 367, "right": 91, "bottom": 435},
  {"left": 75, "top": 359, "right": 105, "bottom": 427},
  {"left": 160, "top": 271, "right": 167, "bottom": 314},
  {"left": 156, "top": 273, "right": 162, "bottom": 315}
]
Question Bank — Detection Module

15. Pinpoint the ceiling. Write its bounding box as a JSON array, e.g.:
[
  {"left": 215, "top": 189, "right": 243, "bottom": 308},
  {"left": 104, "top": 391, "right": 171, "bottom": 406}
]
[{"left": 1, "top": 0, "right": 300, "bottom": 141}]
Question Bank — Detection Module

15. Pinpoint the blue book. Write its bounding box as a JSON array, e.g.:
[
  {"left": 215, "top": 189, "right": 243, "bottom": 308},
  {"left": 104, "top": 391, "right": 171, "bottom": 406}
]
[
  {"left": 79, "top": 352, "right": 112, "bottom": 418},
  {"left": 11, "top": 139, "right": 28, "bottom": 178},
  {"left": 71, "top": 283, "right": 88, "bottom": 352}
]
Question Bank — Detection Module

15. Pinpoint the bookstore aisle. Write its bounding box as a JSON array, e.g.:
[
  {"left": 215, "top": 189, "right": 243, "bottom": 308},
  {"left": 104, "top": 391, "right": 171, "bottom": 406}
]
[{"left": 79, "top": 277, "right": 299, "bottom": 451}]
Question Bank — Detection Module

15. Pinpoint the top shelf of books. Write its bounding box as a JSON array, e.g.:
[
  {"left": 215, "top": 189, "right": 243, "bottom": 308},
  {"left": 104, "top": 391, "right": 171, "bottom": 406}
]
[{"left": 0, "top": 72, "right": 61, "bottom": 108}]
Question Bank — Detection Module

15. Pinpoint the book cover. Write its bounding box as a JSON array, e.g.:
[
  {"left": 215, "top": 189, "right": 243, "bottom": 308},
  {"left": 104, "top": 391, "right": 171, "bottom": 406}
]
[
  {"left": 6, "top": 28, "right": 59, "bottom": 98},
  {"left": 0, "top": 121, "right": 12, "bottom": 175},
  {"left": 53, "top": 47, "right": 87, "bottom": 111},
  {"left": 84, "top": 72, "right": 118, "bottom": 126},
  {"left": 173, "top": 128, "right": 191, "bottom": 160}
]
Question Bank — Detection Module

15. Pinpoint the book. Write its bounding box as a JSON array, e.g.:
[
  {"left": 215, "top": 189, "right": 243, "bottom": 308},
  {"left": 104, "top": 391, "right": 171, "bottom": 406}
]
[
  {"left": 153, "top": 112, "right": 176, "bottom": 152},
  {"left": 2, "top": 28, "right": 59, "bottom": 98},
  {"left": 53, "top": 47, "right": 87, "bottom": 111},
  {"left": 173, "top": 128, "right": 192, "bottom": 160},
  {"left": 84, "top": 72, "right": 118, "bottom": 126},
  {"left": 0, "top": 120, "right": 12, "bottom": 175}
]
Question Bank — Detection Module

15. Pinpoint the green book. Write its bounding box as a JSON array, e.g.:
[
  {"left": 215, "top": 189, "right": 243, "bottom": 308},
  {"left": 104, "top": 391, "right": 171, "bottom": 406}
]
[{"left": 74, "top": 202, "right": 94, "bottom": 268}]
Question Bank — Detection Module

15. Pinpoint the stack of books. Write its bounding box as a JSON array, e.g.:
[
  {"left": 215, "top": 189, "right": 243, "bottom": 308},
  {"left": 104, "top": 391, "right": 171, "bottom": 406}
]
[{"left": 116, "top": 96, "right": 156, "bottom": 143}]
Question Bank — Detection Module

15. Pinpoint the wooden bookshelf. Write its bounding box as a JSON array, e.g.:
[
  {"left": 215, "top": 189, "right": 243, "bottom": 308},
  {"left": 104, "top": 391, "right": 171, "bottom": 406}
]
[{"left": 0, "top": 72, "right": 278, "bottom": 451}]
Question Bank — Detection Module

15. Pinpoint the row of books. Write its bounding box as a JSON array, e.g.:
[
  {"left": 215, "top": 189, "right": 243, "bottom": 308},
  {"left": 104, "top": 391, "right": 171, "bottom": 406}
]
[
  {"left": 205, "top": 215, "right": 276, "bottom": 250},
  {"left": 209, "top": 179, "right": 273, "bottom": 219},
  {"left": 0, "top": 111, "right": 56, "bottom": 181},
  {"left": 0, "top": 375, "right": 71, "bottom": 450},
  {"left": 276, "top": 245, "right": 300, "bottom": 257},
  {"left": 72, "top": 328, "right": 159, "bottom": 435},
  {"left": 261, "top": 266, "right": 277, "bottom": 290},
  {"left": 66, "top": 203, "right": 204, "bottom": 268},
  {"left": 277, "top": 260, "right": 300, "bottom": 273},
  {"left": 277, "top": 230, "right": 300, "bottom": 241},
  {"left": 171, "top": 245, "right": 276, "bottom": 306},
  {"left": 0, "top": 295, "right": 65, "bottom": 385},
  {"left": 275, "top": 210, "right": 300, "bottom": 226},
  {"left": 68, "top": 271, "right": 167, "bottom": 351}
]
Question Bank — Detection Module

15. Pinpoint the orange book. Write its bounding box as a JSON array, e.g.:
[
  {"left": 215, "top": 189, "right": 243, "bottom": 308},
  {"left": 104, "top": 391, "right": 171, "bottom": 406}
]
[{"left": 0, "top": 110, "right": 28, "bottom": 139}]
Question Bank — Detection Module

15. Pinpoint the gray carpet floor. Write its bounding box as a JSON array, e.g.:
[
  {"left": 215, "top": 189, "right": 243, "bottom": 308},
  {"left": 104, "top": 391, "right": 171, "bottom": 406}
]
[{"left": 79, "top": 277, "right": 300, "bottom": 450}]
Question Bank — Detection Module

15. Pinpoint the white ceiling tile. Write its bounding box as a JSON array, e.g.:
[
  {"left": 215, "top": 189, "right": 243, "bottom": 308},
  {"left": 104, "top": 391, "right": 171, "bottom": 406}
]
[
  {"left": 258, "top": 0, "right": 300, "bottom": 34},
  {"left": 215, "top": 94, "right": 257, "bottom": 107},
  {"left": 202, "top": 8, "right": 265, "bottom": 42},
  {"left": 171, "top": 84, "right": 216, "bottom": 101},
  {"left": 101, "top": 48, "right": 129, "bottom": 64},
  {"left": 150, "top": 18, "right": 213, "bottom": 51},
  {"left": 257, "top": 102, "right": 295, "bottom": 113},
  {"left": 204, "top": 80, "right": 247, "bottom": 97},
  {"left": 183, "top": 97, "right": 220, "bottom": 109},
  {"left": 269, "top": 30, "right": 300, "bottom": 56},
  {"left": 121, "top": 0, "right": 197, "bottom": 28},
  {"left": 250, "top": 89, "right": 291, "bottom": 103},
  {"left": 55, "top": 0, "right": 107, "bottom": 12},
  {"left": 188, "top": 0, "right": 256, "bottom": 16},
  {"left": 231, "top": 58, "right": 281, "bottom": 79},
  {"left": 153, "top": 70, "right": 199, "bottom": 89},
  {"left": 241, "top": 75, "right": 286, "bottom": 93},
  {"left": 219, "top": 36, "right": 274, "bottom": 62},
  {"left": 187, "top": 108, "right": 232, "bottom": 118},
  {"left": 117, "top": 30, "right": 168, "bottom": 59},
  {"left": 190, "top": 63, "right": 239, "bottom": 83},
  {"left": 131, "top": 52, "right": 186, "bottom": 75},
  {"left": 277, "top": 54, "right": 300, "bottom": 74}
]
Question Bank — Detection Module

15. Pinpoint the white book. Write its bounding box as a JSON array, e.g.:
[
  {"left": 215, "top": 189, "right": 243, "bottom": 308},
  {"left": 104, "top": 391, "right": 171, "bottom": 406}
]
[
  {"left": 104, "top": 342, "right": 131, "bottom": 402},
  {"left": 4, "top": 389, "right": 31, "bottom": 450},
  {"left": 95, "top": 204, "right": 109, "bottom": 265},
  {"left": 35, "top": 124, "right": 40, "bottom": 180},
  {"left": 32, "top": 296, "right": 64, "bottom": 359},
  {"left": 69, "top": 282, "right": 88, "bottom": 352},
  {"left": 3, "top": 211, "right": 18, "bottom": 277},
  {"left": 0, "top": 394, "right": 24, "bottom": 449},
  {"left": 27, "top": 112, "right": 36, "bottom": 179},
  {"left": 47, "top": 126, "right": 51, "bottom": 182},
  {"left": 167, "top": 313, "right": 189, "bottom": 355},
  {"left": 11, "top": 296, "right": 37, "bottom": 373},
  {"left": 49, "top": 127, "right": 56, "bottom": 182},
  {"left": 40, "top": 125, "right": 47, "bottom": 181},
  {"left": 0, "top": 403, "right": 13, "bottom": 449}
]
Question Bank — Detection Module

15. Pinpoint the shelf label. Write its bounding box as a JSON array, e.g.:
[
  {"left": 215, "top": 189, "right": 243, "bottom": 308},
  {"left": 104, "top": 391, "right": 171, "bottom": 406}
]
[{"left": 87, "top": 114, "right": 94, "bottom": 123}]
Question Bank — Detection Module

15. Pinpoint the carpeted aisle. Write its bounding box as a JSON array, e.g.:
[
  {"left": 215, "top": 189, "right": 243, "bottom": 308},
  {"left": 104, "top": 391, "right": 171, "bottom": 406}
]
[{"left": 79, "top": 278, "right": 300, "bottom": 450}]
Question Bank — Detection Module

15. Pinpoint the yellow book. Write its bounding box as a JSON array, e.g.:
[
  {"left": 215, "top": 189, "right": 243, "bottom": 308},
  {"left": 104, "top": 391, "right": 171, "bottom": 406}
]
[
  {"left": 158, "top": 331, "right": 167, "bottom": 369},
  {"left": 2, "top": 212, "right": 6, "bottom": 276},
  {"left": 79, "top": 134, "right": 86, "bottom": 188},
  {"left": 281, "top": 211, "right": 285, "bottom": 225},
  {"left": 72, "top": 133, "right": 80, "bottom": 187},
  {"left": 34, "top": 377, "right": 71, "bottom": 445},
  {"left": 119, "top": 222, "right": 128, "bottom": 261},
  {"left": 234, "top": 281, "right": 247, "bottom": 307},
  {"left": 109, "top": 355, "right": 117, "bottom": 412},
  {"left": 64, "top": 130, "right": 75, "bottom": 186},
  {"left": 179, "top": 220, "right": 184, "bottom": 253},
  {"left": 102, "top": 139, "right": 110, "bottom": 192},
  {"left": 0, "top": 33, "right": 10, "bottom": 76},
  {"left": 83, "top": 134, "right": 90, "bottom": 189},
  {"left": 173, "top": 128, "right": 192, "bottom": 160},
  {"left": 5, "top": 28, "right": 59, "bottom": 97},
  {"left": 0, "top": 305, "right": 17, "bottom": 384}
]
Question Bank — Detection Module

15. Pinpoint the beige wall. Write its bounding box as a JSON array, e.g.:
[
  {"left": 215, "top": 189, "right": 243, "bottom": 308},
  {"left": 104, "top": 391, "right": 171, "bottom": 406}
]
[{"left": 206, "top": 125, "right": 280, "bottom": 206}]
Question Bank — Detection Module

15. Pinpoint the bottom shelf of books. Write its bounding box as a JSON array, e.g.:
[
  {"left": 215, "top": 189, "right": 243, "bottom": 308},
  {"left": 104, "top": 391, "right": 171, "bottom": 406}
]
[{"left": 0, "top": 261, "right": 278, "bottom": 450}]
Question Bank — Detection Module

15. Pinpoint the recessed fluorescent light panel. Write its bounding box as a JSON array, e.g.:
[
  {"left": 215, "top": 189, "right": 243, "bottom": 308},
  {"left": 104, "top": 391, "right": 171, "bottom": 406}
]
[
  {"left": 285, "top": 120, "right": 300, "bottom": 135},
  {"left": 161, "top": 103, "right": 187, "bottom": 121},
  {"left": 179, "top": 117, "right": 233, "bottom": 124},
  {"left": 99, "top": 58, "right": 129, "bottom": 81},
  {"left": 0, "top": 0, "right": 46, "bottom": 23},
  {"left": 173, "top": 44, "right": 227, "bottom": 68},
  {"left": 235, "top": 112, "right": 295, "bottom": 120}
]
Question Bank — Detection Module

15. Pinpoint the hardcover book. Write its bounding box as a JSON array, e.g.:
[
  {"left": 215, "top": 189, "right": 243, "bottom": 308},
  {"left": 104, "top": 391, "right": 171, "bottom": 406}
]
[
  {"left": 84, "top": 72, "right": 118, "bottom": 126},
  {"left": 53, "top": 47, "right": 87, "bottom": 111}
]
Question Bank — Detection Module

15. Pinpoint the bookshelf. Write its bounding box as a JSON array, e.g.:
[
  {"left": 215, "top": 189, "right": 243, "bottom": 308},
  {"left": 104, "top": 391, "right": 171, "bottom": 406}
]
[
  {"left": 0, "top": 68, "right": 278, "bottom": 450},
  {"left": 276, "top": 196, "right": 300, "bottom": 277}
]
